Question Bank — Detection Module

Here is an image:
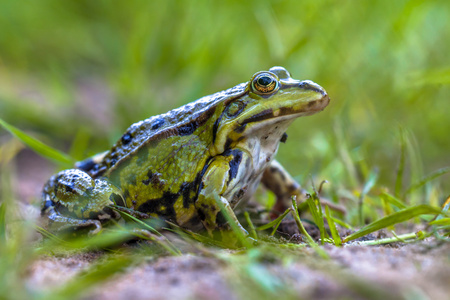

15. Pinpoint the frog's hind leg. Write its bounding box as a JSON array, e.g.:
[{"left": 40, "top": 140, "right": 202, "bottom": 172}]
[
  {"left": 41, "top": 169, "right": 124, "bottom": 235},
  {"left": 261, "top": 160, "right": 305, "bottom": 218},
  {"left": 262, "top": 160, "right": 346, "bottom": 217}
]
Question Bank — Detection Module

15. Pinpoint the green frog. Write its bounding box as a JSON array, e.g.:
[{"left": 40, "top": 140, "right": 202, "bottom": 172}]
[{"left": 41, "top": 66, "right": 330, "bottom": 237}]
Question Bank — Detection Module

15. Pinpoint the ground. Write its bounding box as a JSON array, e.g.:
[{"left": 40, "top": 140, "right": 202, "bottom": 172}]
[
  {"left": 10, "top": 150, "right": 450, "bottom": 299},
  {"left": 27, "top": 240, "right": 450, "bottom": 300}
]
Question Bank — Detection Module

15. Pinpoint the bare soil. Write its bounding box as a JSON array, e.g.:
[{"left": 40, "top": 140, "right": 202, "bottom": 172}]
[
  {"left": 26, "top": 240, "right": 450, "bottom": 300},
  {"left": 11, "top": 147, "right": 450, "bottom": 300}
]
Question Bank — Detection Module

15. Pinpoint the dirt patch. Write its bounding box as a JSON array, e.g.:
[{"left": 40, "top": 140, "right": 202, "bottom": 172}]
[
  {"left": 25, "top": 240, "right": 450, "bottom": 300},
  {"left": 9, "top": 150, "right": 450, "bottom": 300}
]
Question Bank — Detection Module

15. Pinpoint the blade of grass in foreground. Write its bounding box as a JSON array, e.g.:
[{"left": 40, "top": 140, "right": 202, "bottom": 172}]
[
  {"left": 0, "top": 117, "right": 74, "bottom": 166},
  {"left": 343, "top": 204, "right": 445, "bottom": 243}
]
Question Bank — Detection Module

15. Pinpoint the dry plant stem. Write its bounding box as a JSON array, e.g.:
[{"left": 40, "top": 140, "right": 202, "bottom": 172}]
[{"left": 352, "top": 232, "right": 427, "bottom": 246}]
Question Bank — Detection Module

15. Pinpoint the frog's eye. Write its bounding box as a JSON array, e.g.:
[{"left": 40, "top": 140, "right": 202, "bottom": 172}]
[
  {"left": 226, "top": 101, "right": 245, "bottom": 118},
  {"left": 252, "top": 73, "right": 279, "bottom": 94}
]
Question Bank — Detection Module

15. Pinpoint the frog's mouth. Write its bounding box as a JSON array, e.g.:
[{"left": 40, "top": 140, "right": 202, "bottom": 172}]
[{"left": 239, "top": 93, "right": 330, "bottom": 127}]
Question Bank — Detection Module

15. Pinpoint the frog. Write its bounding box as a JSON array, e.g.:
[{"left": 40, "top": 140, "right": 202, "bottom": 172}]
[{"left": 40, "top": 66, "right": 330, "bottom": 238}]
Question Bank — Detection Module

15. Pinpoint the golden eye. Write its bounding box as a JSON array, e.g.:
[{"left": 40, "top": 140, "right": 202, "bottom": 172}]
[{"left": 252, "top": 73, "right": 278, "bottom": 94}]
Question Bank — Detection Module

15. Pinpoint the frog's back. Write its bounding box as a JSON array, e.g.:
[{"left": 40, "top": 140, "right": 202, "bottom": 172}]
[{"left": 81, "top": 82, "right": 247, "bottom": 178}]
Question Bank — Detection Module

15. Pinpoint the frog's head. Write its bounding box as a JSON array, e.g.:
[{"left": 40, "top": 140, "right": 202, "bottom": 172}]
[{"left": 212, "top": 66, "right": 330, "bottom": 155}]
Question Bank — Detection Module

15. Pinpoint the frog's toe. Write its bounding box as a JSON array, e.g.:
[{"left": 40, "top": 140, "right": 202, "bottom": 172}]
[
  {"left": 86, "top": 220, "right": 103, "bottom": 235},
  {"left": 246, "top": 236, "right": 258, "bottom": 245}
]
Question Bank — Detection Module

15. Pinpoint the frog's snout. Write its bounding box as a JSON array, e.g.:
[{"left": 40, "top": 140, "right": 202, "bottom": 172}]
[{"left": 299, "top": 80, "right": 328, "bottom": 97}]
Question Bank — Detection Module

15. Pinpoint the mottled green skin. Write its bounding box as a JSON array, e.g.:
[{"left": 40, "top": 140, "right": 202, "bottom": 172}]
[{"left": 41, "top": 66, "right": 330, "bottom": 236}]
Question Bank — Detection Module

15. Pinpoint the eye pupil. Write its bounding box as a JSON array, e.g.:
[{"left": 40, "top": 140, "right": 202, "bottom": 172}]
[{"left": 257, "top": 76, "right": 272, "bottom": 86}]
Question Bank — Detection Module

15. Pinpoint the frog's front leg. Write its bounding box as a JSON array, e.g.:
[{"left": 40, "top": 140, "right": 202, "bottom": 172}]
[
  {"left": 261, "top": 160, "right": 305, "bottom": 218},
  {"left": 195, "top": 156, "right": 248, "bottom": 237},
  {"left": 41, "top": 169, "right": 124, "bottom": 235}
]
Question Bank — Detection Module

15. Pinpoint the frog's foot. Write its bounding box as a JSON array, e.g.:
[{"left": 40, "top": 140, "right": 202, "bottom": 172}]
[
  {"left": 112, "top": 206, "right": 151, "bottom": 219},
  {"left": 40, "top": 169, "right": 125, "bottom": 235},
  {"left": 43, "top": 206, "right": 103, "bottom": 235},
  {"left": 197, "top": 194, "right": 249, "bottom": 238}
]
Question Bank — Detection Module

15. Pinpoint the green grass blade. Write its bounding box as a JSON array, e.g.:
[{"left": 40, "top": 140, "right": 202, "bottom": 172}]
[
  {"left": 291, "top": 198, "right": 316, "bottom": 246},
  {"left": 331, "top": 217, "right": 353, "bottom": 230},
  {"left": 214, "top": 197, "right": 253, "bottom": 248},
  {"left": 343, "top": 204, "right": 445, "bottom": 243},
  {"left": 428, "top": 218, "right": 450, "bottom": 226},
  {"left": 0, "top": 117, "right": 74, "bottom": 166},
  {"left": 358, "top": 169, "right": 378, "bottom": 226},
  {"left": 403, "top": 167, "right": 450, "bottom": 197},
  {"left": 34, "top": 225, "right": 69, "bottom": 246},
  {"left": 306, "top": 194, "right": 327, "bottom": 245},
  {"left": 244, "top": 212, "right": 257, "bottom": 239},
  {"left": 325, "top": 205, "right": 342, "bottom": 246},
  {"left": 395, "top": 128, "right": 406, "bottom": 197},
  {"left": 0, "top": 202, "right": 6, "bottom": 243},
  {"left": 165, "top": 221, "right": 229, "bottom": 248},
  {"left": 429, "top": 199, "right": 450, "bottom": 226},
  {"left": 380, "top": 193, "right": 407, "bottom": 209},
  {"left": 256, "top": 208, "right": 291, "bottom": 231},
  {"left": 112, "top": 207, "right": 181, "bottom": 255}
]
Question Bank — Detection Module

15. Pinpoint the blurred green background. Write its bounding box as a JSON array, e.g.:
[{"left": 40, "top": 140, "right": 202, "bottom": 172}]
[{"left": 0, "top": 0, "right": 449, "bottom": 200}]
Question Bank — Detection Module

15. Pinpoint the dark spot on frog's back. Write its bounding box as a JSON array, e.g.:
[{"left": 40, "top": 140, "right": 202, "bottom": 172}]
[
  {"left": 178, "top": 122, "right": 197, "bottom": 136},
  {"left": 142, "top": 170, "right": 154, "bottom": 185},
  {"left": 180, "top": 182, "right": 195, "bottom": 208},
  {"left": 109, "top": 159, "right": 118, "bottom": 169},
  {"left": 142, "top": 170, "right": 165, "bottom": 188},
  {"left": 42, "top": 200, "right": 54, "bottom": 212},
  {"left": 64, "top": 184, "right": 75, "bottom": 194},
  {"left": 151, "top": 118, "right": 165, "bottom": 130},
  {"left": 137, "top": 191, "right": 177, "bottom": 218},
  {"left": 75, "top": 158, "right": 96, "bottom": 172},
  {"left": 121, "top": 132, "right": 133, "bottom": 145}
]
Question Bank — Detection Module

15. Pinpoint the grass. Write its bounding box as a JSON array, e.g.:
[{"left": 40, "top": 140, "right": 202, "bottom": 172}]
[{"left": 0, "top": 0, "right": 450, "bottom": 299}]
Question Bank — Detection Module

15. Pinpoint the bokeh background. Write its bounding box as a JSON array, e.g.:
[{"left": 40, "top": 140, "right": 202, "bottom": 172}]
[{"left": 1, "top": 0, "right": 449, "bottom": 210}]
